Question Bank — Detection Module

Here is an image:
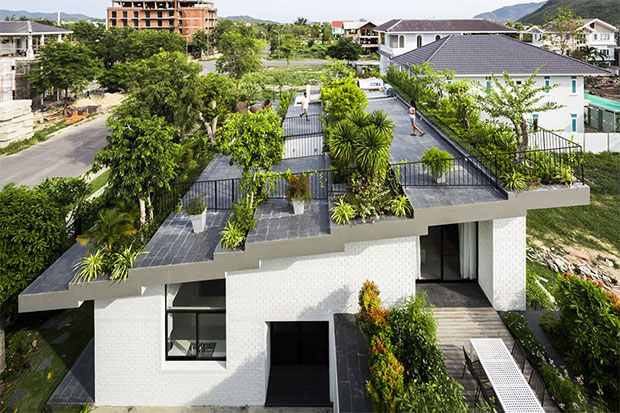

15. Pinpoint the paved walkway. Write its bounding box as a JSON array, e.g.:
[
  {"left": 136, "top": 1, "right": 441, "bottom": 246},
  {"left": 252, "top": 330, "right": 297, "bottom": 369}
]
[
  {"left": 0, "top": 114, "right": 109, "bottom": 188},
  {"left": 48, "top": 338, "right": 94, "bottom": 405},
  {"left": 92, "top": 407, "right": 331, "bottom": 412}
]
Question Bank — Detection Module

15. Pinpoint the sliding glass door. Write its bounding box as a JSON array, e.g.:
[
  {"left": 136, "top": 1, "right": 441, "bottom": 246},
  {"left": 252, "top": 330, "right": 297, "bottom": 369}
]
[{"left": 418, "top": 223, "right": 478, "bottom": 282}]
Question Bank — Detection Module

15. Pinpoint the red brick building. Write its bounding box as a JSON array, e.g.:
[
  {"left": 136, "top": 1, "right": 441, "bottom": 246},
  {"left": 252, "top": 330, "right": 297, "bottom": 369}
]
[{"left": 107, "top": 1, "right": 217, "bottom": 41}]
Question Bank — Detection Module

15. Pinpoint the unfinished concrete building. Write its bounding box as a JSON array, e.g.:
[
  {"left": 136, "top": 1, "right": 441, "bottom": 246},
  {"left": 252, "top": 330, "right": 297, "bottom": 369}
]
[{"left": 107, "top": 1, "right": 217, "bottom": 41}]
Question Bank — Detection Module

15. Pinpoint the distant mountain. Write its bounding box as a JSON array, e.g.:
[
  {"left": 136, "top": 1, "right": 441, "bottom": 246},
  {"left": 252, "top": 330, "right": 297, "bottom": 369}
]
[
  {"left": 223, "top": 15, "right": 277, "bottom": 24},
  {"left": 520, "top": 0, "right": 620, "bottom": 25},
  {"left": 0, "top": 9, "right": 102, "bottom": 22},
  {"left": 475, "top": 2, "right": 546, "bottom": 22}
]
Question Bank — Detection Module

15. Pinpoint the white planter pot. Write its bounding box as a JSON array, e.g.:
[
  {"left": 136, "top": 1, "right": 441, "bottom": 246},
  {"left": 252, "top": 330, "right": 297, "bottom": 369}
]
[
  {"left": 292, "top": 199, "right": 305, "bottom": 215},
  {"left": 189, "top": 209, "right": 207, "bottom": 233}
]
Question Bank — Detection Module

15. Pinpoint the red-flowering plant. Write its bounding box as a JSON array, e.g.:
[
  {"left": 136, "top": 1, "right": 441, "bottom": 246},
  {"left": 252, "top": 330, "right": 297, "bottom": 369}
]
[{"left": 285, "top": 173, "right": 312, "bottom": 202}]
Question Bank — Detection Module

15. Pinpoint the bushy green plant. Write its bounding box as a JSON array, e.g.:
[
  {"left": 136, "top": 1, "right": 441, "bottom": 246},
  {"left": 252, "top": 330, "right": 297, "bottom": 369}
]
[
  {"left": 220, "top": 220, "right": 246, "bottom": 250},
  {"left": 501, "top": 167, "right": 529, "bottom": 191},
  {"left": 504, "top": 312, "right": 548, "bottom": 361},
  {"left": 421, "top": 147, "right": 452, "bottom": 182},
  {"left": 554, "top": 162, "right": 577, "bottom": 186},
  {"left": 320, "top": 74, "right": 368, "bottom": 123},
  {"left": 367, "top": 109, "right": 395, "bottom": 141},
  {"left": 110, "top": 245, "right": 140, "bottom": 282},
  {"left": 329, "top": 120, "right": 358, "bottom": 168},
  {"left": 74, "top": 249, "right": 107, "bottom": 284},
  {"left": 356, "top": 126, "right": 391, "bottom": 178},
  {"left": 543, "top": 274, "right": 620, "bottom": 408},
  {"left": 389, "top": 195, "right": 412, "bottom": 218},
  {"left": 330, "top": 197, "right": 356, "bottom": 225},
  {"left": 277, "top": 89, "right": 296, "bottom": 121},
  {"left": 185, "top": 195, "right": 207, "bottom": 215},
  {"left": 285, "top": 173, "right": 312, "bottom": 202},
  {"left": 397, "top": 374, "right": 469, "bottom": 413}
]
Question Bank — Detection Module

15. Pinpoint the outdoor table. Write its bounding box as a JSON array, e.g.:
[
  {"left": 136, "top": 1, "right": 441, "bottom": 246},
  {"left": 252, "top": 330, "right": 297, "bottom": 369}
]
[{"left": 470, "top": 338, "right": 544, "bottom": 413}]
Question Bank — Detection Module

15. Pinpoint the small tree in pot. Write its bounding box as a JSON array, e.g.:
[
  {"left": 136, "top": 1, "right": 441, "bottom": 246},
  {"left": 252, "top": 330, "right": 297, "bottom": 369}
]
[
  {"left": 185, "top": 195, "right": 207, "bottom": 233},
  {"left": 422, "top": 147, "right": 452, "bottom": 183},
  {"left": 286, "top": 173, "right": 312, "bottom": 215}
]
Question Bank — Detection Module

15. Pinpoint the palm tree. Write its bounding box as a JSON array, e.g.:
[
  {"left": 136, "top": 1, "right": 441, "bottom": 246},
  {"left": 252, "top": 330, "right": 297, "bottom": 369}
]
[
  {"left": 77, "top": 207, "right": 137, "bottom": 252},
  {"left": 329, "top": 120, "right": 358, "bottom": 168},
  {"left": 354, "top": 126, "right": 391, "bottom": 178},
  {"left": 367, "top": 110, "right": 395, "bottom": 142}
]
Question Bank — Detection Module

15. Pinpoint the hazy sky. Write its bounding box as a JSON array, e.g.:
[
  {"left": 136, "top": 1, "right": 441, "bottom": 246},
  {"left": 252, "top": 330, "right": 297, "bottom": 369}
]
[{"left": 11, "top": 0, "right": 538, "bottom": 21}]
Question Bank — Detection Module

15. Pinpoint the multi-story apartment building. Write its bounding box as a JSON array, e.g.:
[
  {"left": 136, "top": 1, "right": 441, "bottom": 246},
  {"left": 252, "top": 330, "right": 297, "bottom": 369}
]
[
  {"left": 374, "top": 19, "right": 517, "bottom": 74},
  {"left": 525, "top": 18, "right": 619, "bottom": 64},
  {"left": 106, "top": 1, "right": 217, "bottom": 41}
]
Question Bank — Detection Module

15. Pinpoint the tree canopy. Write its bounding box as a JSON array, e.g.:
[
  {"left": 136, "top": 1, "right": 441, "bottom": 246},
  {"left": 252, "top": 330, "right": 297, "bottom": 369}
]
[
  {"left": 279, "top": 34, "right": 300, "bottom": 65},
  {"left": 191, "top": 30, "right": 212, "bottom": 58},
  {"left": 216, "top": 32, "right": 264, "bottom": 79},
  {"left": 326, "top": 37, "right": 365, "bottom": 62},
  {"left": 28, "top": 41, "right": 100, "bottom": 112},
  {"left": 93, "top": 115, "right": 178, "bottom": 223},
  {"left": 478, "top": 69, "right": 563, "bottom": 152}
]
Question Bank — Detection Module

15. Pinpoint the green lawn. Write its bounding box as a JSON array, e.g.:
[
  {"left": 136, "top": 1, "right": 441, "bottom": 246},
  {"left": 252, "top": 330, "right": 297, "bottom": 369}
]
[
  {"left": 0, "top": 302, "right": 94, "bottom": 412},
  {"left": 526, "top": 152, "right": 620, "bottom": 255},
  {"left": 260, "top": 64, "right": 328, "bottom": 86},
  {"left": 87, "top": 170, "right": 111, "bottom": 197}
]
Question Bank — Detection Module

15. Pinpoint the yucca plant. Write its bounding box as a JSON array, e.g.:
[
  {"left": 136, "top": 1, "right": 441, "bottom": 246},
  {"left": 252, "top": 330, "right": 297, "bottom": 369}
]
[
  {"left": 354, "top": 126, "right": 391, "bottom": 178},
  {"left": 329, "top": 120, "right": 358, "bottom": 167},
  {"left": 348, "top": 109, "right": 371, "bottom": 129},
  {"left": 389, "top": 195, "right": 412, "bottom": 217},
  {"left": 74, "top": 249, "right": 106, "bottom": 284},
  {"left": 220, "top": 220, "right": 245, "bottom": 250},
  {"left": 110, "top": 246, "right": 140, "bottom": 282},
  {"left": 367, "top": 110, "right": 395, "bottom": 141},
  {"left": 330, "top": 198, "right": 356, "bottom": 225}
]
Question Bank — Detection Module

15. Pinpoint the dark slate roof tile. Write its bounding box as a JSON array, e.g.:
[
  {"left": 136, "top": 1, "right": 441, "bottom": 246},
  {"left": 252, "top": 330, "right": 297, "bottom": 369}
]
[{"left": 375, "top": 19, "right": 516, "bottom": 33}]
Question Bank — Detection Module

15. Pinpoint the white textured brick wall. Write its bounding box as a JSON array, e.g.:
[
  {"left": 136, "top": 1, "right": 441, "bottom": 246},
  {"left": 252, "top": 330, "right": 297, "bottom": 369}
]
[
  {"left": 478, "top": 217, "right": 526, "bottom": 311},
  {"left": 94, "top": 236, "right": 418, "bottom": 407}
]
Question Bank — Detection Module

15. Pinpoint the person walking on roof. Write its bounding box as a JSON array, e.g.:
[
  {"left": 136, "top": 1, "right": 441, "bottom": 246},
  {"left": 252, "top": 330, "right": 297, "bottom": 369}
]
[
  {"left": 407, "top": 101, "right": 425, "bottom": 136},
  {"left": 299, "top": 92, "right": 310, "bottom": 121}
]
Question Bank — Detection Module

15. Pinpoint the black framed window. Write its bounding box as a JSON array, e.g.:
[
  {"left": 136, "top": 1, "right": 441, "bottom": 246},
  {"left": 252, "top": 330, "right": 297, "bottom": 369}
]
[{"left": 165, "top": 280, "right": 226, "bottom": 361}]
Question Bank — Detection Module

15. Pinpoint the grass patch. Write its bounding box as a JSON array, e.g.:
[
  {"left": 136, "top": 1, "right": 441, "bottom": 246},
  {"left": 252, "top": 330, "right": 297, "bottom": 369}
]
[
  {"left": 0, "top": 302, "right": 94, "bottom": 412},
  {"left": 87, "top": 170, "right": 110, "bottom": 197},
  {"left": 526, "top": 152, "right": 620, "bottom": 253},
  {"left": 0, "top": 116, "right": 93, "bottom": 157},
  {"left": 260, "top": 64, "right": 328, "bottom": 87}
]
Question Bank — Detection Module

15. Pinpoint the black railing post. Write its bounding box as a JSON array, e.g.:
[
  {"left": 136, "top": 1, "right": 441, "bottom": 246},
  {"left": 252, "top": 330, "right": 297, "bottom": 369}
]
[{"left": 214, "top": 180, "right": 218, "bottom": 211}]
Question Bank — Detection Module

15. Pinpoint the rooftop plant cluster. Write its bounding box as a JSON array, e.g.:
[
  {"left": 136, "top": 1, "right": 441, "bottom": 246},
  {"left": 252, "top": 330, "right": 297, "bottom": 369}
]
[
  {"left": 386, "top": 64, "right": 580, "bottom": 191},
  {"left": 321, "top": 74, "right": 412, "bottom": 225},
  {"left": 357, "top": 281, "right": 469, "bottom": 412}
]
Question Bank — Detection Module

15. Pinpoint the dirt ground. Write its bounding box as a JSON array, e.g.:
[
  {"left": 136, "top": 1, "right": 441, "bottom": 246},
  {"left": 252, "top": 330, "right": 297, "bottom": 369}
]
[{"left": 71, "top": 93, "right": 126, "bottom": 111}]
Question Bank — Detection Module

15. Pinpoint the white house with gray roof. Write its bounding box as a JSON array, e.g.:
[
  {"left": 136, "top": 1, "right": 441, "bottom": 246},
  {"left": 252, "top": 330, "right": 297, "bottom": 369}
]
[
  {"left": 375, "top": 19, "right": 517, "bottom": 75},
  {"left": 390, "top": 34, "right": 610, "bottom": 133}
]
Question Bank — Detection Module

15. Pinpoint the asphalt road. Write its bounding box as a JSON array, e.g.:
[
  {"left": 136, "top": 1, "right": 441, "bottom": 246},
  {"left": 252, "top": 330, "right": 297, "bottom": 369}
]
[{"left": 0, "top": 115, "right": 110, "bottom": 188}]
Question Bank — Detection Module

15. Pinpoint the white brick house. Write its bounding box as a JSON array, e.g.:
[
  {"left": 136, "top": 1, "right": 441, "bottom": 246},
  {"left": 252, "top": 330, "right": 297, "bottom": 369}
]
[
  {"left": 18, "top": 89, "right": 591, "bottom": 409},
  {"left": 389, "top": 34, "right": 610, "bottom": 133}
]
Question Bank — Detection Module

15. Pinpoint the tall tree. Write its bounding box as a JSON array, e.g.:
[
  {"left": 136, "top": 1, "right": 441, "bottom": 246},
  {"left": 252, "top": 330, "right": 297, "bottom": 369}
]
[
  {"left": 125, "top": 51, "right": 203, "bottom": 137},
  {"left": 93, "top": 115, "right": 178, "bottom": 224},
  {"left": 197, "top": 73, "right": 236, "bottom": 142},
  {"left": 191, "top": 30, "right": 212, "bottom": 58},
  {"left": 216, "top": 32, "right": 264, "bottom": 79},
  {"left": 28, "top": 41, "right": 100, "bottom": 114},
  {"left": 279, "top": 34, "right": 300, "bottom": 65},
  {"left": 217, "top": 111, "right": 284, "bottom": 205},
  {"left": 70, "top": 20, "right": 106, "bottom": 49},
  {"left": 478, "top": 69, "right": 563, "bottom": 153},
  {"left": 326, "top": 37, "right": 365, "bottom": 62},
  {"left": 542, "top": 8, "right": 586, "bottom": 56},
  {"left": 321, "top": 22, "right": 333, "bottom": 44},
  {"left": 295, "top": 17, "right": 308, "bottom": 26}
]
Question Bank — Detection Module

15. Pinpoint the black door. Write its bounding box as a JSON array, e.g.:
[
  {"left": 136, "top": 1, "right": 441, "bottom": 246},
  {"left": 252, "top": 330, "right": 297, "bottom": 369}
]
[{"left": 266, "top": 322, "right": 331, "bottom": 407}]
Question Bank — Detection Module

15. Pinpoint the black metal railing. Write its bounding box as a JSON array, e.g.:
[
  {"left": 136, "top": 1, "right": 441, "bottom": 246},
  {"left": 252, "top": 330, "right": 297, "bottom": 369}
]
[
  {"left": 283, "top": 114, "right": 323, "bottom": 138},
  {"left": 392, "top": 128, "right": 584, "bottom": 188},
  {"left": 392, "top": 156, "right": 496, "bottom": 187}
]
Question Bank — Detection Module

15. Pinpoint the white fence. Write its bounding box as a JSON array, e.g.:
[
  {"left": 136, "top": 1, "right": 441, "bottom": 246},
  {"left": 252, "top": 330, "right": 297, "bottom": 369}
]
[{"left": 554, "top": 132, "right": 620, "bottom": 153}]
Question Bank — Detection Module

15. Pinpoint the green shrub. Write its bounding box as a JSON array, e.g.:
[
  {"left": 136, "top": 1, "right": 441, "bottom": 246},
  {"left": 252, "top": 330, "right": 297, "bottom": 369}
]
[
  {"left": 501, "top": 167, "right": 529, "bottom": 191},
  {"left": 320, "top": 74, "right": 367, "bottom": 123},
  {"left": 543, "top": 274, "right": 620, "bottom": 409},
  {"left": 277, "top": 89, "right": 296, "bottom": 121},
  {"left": 421, "top": 147, "right": 452, "bottom": 182},
  {"left": 505, "top": 311, "right": 598, "bottom": 413},
  {"left": 220, "top": 220, "right": 246, "bottom": 250},
  {"left": 219, "top": 200, "right": 258, "bottom": 250},
  {"left": 389, "top": 195, "right": 412, "bottom": 218},
  {"left": 330, "top": 197, "right": 356, "bottom": 225},
  {"left": 184, "top": 195, "right": 206, "bottom": 215}
]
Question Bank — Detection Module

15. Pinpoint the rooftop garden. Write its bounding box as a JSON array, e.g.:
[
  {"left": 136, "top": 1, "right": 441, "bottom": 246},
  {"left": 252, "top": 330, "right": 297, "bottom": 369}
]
[{"left": 385, "top": 64, "right": 584, "bottom": 190}]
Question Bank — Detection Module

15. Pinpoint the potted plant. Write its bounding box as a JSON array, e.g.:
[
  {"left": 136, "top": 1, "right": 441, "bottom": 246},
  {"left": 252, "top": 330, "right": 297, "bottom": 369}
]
[
  {"left": 285, "top": 173, "right": 312, "bottom": 215},
  {"left": 185, "top": 195, "right": 207, "bottom": 233},
  {"left": 421, "top": 146, "right": 452, "bottom": 183}
]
